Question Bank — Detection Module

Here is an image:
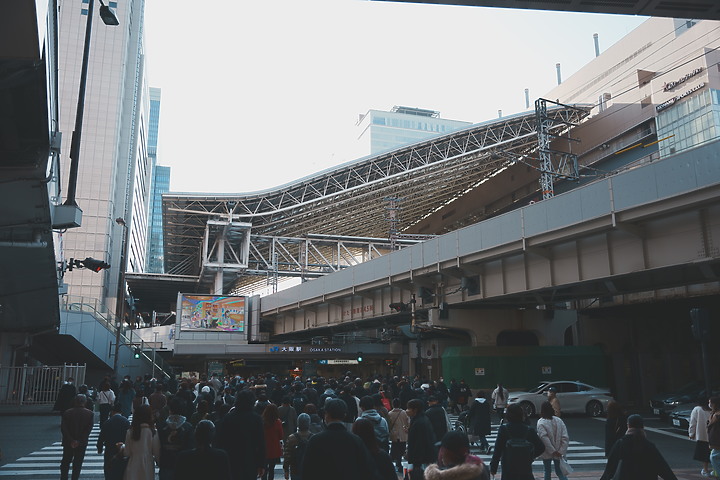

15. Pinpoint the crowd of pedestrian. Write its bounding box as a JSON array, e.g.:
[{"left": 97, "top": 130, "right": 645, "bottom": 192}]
[{"left": 54, "top": 372, "right": 691, "bottom": 480}]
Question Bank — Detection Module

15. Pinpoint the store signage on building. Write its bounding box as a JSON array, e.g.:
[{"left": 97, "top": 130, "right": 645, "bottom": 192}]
[
  {"left": 656, "top": 82, "right": 706, "bottom": 112},
  {"left": 342, "top": 304, "right": 374, "bottom": 317},
  {"left": 268, "top": 345, "right": 305, "bottom": 353},
  {"left": 541, "top": 366, "right": 552, "bottom": 375},
  {"left": 267, "top": 345, "right": 345, "bottom": 354},
  {"left": 317, "top": 359, "right": 359, "bottom": 365},
  {"left": 663, "top": 67, "right": 703, "bottom": 92},
  {"left": 475, "top": 367, "right": 485, "bottom": 376},
  {"left": 308, "top": 346, "right": 343, "bottom": 353},
  {"left": 208, "top": 361, "right": 223, "bottom": 376}
]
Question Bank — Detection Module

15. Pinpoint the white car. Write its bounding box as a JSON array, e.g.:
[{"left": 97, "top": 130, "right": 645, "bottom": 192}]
[{"left": 507, "top": 381, "right": 613, "bottom": 417}]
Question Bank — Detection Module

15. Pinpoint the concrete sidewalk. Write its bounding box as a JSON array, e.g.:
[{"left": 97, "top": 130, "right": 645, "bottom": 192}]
[{"left": 0, "top": 404, "right": 56, "bottom": 416}]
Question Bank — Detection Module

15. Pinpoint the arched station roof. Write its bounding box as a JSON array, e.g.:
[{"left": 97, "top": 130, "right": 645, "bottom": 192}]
[{"left": 162, "top": 105, "right": 591, "bottom": 290}]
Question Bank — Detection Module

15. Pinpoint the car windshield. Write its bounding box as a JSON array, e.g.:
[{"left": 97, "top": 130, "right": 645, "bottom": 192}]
[{"left": 527, "top": 383, "right": 550, "bottom": 393}]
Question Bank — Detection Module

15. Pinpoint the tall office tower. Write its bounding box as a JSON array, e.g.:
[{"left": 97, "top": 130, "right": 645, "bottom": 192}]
[
  {"left": 356, "top": 106, "right": 472, "bottom": 155},
  {"left": 57, "top": 0, "right": 150, "bottom": 312},
  {"left": 147, "top": 164, "right": 170, "bottom": 274},
  {"left": 146, "top": 88, "right": 168, "bottom": 274}
]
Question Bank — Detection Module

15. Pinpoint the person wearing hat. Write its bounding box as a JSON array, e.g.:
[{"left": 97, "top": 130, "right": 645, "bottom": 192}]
[
  {"left": 283, "top": 413, "right": 313, "bottom": 480},
  {"left": 599, "top": 414, "right": 677, "bottom": 480},
  {"left": 424, "top": 430, "right": 490, "bottom": 480},
  {"left": 546, "top": 387, "right": 561, "bottom": 417}
]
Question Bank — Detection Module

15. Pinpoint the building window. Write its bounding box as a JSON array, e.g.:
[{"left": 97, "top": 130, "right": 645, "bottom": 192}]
[
  {"left": 656, "top": 88, "right": 719, "bottom": 158},
  {"left": 81, "top": 8, "right": 88, "bottom": 15}
]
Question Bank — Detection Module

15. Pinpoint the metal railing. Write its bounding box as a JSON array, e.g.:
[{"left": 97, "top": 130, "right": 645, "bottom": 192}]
[
  {"left": 62, "top": 295, "right": 117, "bottom": 332},
  {"left": 60, "top": 295, "right": 173, "bottom": 379},
  {"left": 0, "top": 364, "right": 86, "bottom": 406}
]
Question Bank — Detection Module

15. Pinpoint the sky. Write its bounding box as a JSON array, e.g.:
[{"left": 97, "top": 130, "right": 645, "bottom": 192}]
[{"left": 143, "top": 0, "right": 646, "bottom": 194}]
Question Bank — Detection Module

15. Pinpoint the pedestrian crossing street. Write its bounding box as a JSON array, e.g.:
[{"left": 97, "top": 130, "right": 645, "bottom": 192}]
[
  {"left": 0, "top": 423, "right": 113, "bottom": 478},
  {"left": 447, "top": 414, "right": 608, "bottom": 471},
  {"left": 0, "top": 416, "right": 609, "bottom": 478},
  {"left": 0, "top": 421, "right": 286, "bottom": 479}
]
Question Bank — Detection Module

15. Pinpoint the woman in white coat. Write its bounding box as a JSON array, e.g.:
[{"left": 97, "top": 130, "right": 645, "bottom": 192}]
[
  {"left": 117, "top": 404, "right": 160, "bottom": 480},
  {"left": 536, "top": 401, "right": 570, "bottom": 480},
  {"left": 689, "top": 397, "right": 712, "bottom": 476}
]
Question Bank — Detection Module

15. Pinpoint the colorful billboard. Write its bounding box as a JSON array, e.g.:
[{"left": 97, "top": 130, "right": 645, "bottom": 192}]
[{"left": 178, "top": 294, "right": 245, "bottom": 332}]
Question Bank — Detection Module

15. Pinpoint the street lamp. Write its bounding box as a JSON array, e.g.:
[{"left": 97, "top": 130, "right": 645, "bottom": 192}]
[
  {"left": 113, "top": 216, "right": 129, "bottom": 374},
  {"left": 64, "top": 0, "right": 119, "bottom": 208}
]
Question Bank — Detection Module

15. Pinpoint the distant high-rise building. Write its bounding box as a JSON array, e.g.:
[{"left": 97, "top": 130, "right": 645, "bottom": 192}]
[
  {"left": 57, "top": 0, "right": 150, "bottom": 311},
  {"left": 146, "top": 88, "right": 168, "bottom": 274},
  {"left": 356, "top": 106, "right": 472, "bottom": 155},
  {"left": 147, "top": 165, "right": 170, "bottom": 273}
]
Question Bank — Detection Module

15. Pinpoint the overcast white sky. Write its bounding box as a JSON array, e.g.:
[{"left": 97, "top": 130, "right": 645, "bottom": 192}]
[{"left": 143, "top": 0, "right": 646, "bottom": 194}]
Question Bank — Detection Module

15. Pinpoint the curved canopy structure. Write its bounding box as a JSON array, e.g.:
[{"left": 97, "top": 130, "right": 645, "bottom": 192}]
[{"left": 163, "top": 105, "right": 591, "bottom": 292}]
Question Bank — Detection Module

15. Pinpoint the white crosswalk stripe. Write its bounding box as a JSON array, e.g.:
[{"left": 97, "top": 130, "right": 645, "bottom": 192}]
[
  {"left": 0, "top": 423, "right": 289, "bottom": 479},
  {"left": 0, "top": 424, "right": 108, "bottom": 478},
  {"left": 447, "top": 413, "right": 608, "bottom": 470}
]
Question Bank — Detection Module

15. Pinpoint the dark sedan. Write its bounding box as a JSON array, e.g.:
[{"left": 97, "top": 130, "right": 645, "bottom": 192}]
[{"left": 649, "top": 381, "right": 716, "bottom": 417}]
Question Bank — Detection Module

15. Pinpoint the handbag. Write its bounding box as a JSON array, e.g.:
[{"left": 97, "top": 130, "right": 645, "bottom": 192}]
[
  {"left": 559, "top": 456, "right": 573, "bottom": 476},
  {"left": 109, "top": 452, "right": 128, "bottom": 480}
]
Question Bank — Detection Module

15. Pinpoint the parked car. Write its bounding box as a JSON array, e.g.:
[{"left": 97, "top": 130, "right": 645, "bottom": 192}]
[
  {"left": 507, "top": 380, "right": 612, "bottom": 417},
  {"left": 669, "top": 406, "right": 692, "bottom": 430},
  {"left": 649, "top": 381, "right": 718, "bottom": 417}
]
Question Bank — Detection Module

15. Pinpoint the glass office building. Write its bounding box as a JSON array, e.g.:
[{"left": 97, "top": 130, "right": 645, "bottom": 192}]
[
  {"left": 147, "top": 165, "right": 170, "bottom": 273},
  {"left": 58, "top": 0, "right": 151, "bottom": 310},
  {"left": 146, "top": 88, "right": 168, "bottom": 274},
  {"left": 356, "top": 106, "right": 472, "bottom": 155},
  {"left": 542, "top": 17, "right": 720, "bottom": 171}
]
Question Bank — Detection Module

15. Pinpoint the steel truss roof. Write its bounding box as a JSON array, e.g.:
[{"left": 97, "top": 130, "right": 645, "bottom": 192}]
[{"left": 163, "top": 105, "right": 590, "bottom": 292}]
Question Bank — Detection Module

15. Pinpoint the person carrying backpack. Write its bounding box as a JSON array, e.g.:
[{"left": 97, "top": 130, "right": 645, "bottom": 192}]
[
  {"left": 283, "top": 413, "right": 313, "bottom": 480},
  {"left": 489, "top": 403, "right": 545, "bottom": 480}
]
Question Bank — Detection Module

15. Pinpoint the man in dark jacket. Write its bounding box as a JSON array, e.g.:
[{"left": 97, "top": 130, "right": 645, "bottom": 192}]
[
  {"left": 175, "top": 420, "right": 231, "bottom": 480},
  {"left": 157, "top": 397, "right": 195, "bottom": 480},
  {"left": 406, "top": 398, "right": 437, "bottom": 480},
  {"left": 489, "top": 403, "right": 545, "bottom": 480},
  {"left": 600, "top": 414, "right": 677, "bottom": 480},
  {"left": 301, "top": 398, "right": 380, "bottom": 480},
  {"left": 96, "top": 402, "right": 130, "bottom": 480},
  {"left": 60, "top": 394, "right": 94, "bottom": 480},
  {"left": 215, "top": 389, "right": 266, "bottom": 480},
  {"left": 467, "top": 392, "right": 492, "bottom": 452},
  {"left": 425, "top": 396, "right": 450, "bottom": 446}
]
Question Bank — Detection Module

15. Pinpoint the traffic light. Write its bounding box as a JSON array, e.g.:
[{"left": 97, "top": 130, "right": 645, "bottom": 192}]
[
  {"left": 389, "top": 302, "right": 407, "bottom": 312},
  {"left": 68, "top": 257, "right": 110, "bottom": 272},
  {"left": 357, "top": 352, "right": 363, "bottom": 362},
  {"left": 133, "top": 347, "right": 141, "bottom": 359}
]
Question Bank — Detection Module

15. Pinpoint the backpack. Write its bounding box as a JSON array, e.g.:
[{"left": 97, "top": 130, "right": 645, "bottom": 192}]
[
  {"left": 292, "top": 433, "right": 312, "bottom": 470},
  {"left": 503, "top": 429, "right": 535, "bottom": 466}
]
